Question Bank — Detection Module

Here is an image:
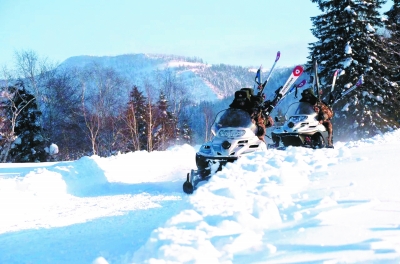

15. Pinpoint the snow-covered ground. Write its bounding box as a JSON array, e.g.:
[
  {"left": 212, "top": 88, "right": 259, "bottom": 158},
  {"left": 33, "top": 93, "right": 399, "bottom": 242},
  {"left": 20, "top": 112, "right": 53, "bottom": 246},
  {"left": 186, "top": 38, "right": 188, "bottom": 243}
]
[{"left": 1, "top": 130, "right": 400, "bottom": 264}]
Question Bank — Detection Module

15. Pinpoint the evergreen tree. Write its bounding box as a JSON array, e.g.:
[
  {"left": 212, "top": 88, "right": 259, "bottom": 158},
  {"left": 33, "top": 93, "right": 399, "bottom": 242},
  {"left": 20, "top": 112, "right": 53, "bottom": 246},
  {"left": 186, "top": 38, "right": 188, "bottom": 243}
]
[
  {"left": 308, "top": 0, "right": 398, "bottom": 141},
  {"left": 384, "top": 0, "right": 400, "bottom": 122},
  {"left": 123, "top": 85, "right": 147, "bottom": 151},
  {"left": 154, "top": 91, "right": 176, "bottom": 150},
  {"left": 180, "top": 120, "right": 193, "bottom": 145},
  {"left": 7, "top": 82, "right": 47, "bottom": 162}
]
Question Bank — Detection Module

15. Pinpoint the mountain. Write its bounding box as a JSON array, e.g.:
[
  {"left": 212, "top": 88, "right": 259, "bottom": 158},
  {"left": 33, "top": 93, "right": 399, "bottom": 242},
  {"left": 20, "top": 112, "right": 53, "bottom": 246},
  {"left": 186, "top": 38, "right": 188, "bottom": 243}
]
[{"left": 58, "top": 53, "right": 302, "bottom": 102}]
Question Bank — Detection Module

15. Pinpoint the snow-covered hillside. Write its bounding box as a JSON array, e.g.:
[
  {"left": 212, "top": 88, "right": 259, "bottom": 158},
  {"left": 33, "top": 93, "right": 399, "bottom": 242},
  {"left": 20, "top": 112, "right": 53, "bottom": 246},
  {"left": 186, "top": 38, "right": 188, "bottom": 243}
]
[
  {"left": 58, "top": 53, "right": 297, "bottom": 103},
  {"left": 1, "top": 130, "right": 400, "bottom": 263}
]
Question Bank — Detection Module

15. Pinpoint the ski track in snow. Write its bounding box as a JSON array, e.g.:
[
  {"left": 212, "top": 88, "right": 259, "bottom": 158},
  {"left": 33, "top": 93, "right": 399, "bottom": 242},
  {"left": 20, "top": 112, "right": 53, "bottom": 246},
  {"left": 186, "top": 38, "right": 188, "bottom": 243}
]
[
  {"left": 131, "top": 146, "right": 342, "bottom": 263},
  {"left": 1, "top": 131, "right": 400, "bottom": 263}
]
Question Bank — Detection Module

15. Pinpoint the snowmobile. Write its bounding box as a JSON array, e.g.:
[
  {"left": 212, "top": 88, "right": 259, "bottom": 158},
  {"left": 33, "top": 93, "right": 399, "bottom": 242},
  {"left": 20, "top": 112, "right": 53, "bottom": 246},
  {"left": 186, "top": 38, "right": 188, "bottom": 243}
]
[
  {"left": 182, "top": 107, "right": 267, "bottom": 194},
  {"left": 182, "top": 52, "right": 306, "bottom": 194},
  {"left": 268, "top": 101, "right": 329, "bottom": 149}
]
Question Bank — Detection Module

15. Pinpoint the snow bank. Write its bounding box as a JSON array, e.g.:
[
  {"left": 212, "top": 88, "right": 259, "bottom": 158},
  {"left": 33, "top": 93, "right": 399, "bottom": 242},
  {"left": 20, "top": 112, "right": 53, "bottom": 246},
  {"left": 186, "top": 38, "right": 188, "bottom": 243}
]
[{"left": 131, "top": 145, "right": 349, "bottom": 263}]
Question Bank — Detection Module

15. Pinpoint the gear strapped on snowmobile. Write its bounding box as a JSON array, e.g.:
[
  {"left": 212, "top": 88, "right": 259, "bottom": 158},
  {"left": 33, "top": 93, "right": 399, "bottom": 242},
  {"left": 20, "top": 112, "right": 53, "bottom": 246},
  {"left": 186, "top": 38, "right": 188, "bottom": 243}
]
[
  {"left": 183, "top": 52, "right": 306, "bottom": 194},
  {"left": 328, "top": 75, "right": 363, "bottom": 106}
]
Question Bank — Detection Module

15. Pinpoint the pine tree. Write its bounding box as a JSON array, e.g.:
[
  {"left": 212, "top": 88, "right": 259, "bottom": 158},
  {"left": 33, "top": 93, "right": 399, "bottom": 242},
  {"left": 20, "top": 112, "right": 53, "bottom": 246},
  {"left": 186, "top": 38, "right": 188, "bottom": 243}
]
[
  {"left": 308, "top": 0, "right": 398, "bottom": 141},
  {"left": 384, "top": 0, "right": 400, "bottom": 123},
  {"left": 181, "top": 120, "right": 193, "bottom": 145},
  {"left": 123, "top": 85, "right": 147, "bottom": 151},
  {"left": 7, "top": 82, "right": 47, "bottom": 162},
  {"left": 154, "top": 91, "right": 176, "bottom": 150}
]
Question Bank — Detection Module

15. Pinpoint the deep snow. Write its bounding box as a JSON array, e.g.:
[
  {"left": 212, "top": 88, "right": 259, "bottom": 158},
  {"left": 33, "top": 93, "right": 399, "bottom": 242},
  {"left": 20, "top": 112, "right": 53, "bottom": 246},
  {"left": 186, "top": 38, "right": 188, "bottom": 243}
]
[{"left": 1, "top": 130, "right": 400, "bottom": 264}]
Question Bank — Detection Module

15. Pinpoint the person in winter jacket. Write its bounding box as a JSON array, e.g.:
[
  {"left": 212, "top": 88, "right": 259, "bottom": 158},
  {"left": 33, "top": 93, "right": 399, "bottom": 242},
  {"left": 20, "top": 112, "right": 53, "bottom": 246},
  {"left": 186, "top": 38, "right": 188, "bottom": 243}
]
[
  {"left": 252, "top": 111, "right": 273, "bottom": 142},
  {"left": 300, "top": 88, "right": 334, "bottom": 147},
  {"left": 313, "top": 103, "right": 334, "bottom": 147},
  {"left": 229, "top": 88, "right": 273, "bottom": 142}
]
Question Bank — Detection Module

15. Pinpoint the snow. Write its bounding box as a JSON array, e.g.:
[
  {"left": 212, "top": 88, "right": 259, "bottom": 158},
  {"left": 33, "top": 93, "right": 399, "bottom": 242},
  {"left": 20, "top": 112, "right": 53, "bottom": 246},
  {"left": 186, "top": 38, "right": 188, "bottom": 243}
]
[
  {"left": 344, "top": 6, "right": 357, "bottom": 16},
  {"left": 166, "top": 61, "right": 209, "bottom": 68},
  {"left": 45, "top": 143, "right": 59, "bottom": 156},
  {"left": 345, "top": 42, "right": 352, "bottom": 54},
  {"left": 366, "top": 23, "right": 375, "bottom": 32},
  {"left": 341, "top": 57, "right": 353, "bottom": 68},
  {"left": 1, "top": 130, "right": 400, "bottom": 263}
]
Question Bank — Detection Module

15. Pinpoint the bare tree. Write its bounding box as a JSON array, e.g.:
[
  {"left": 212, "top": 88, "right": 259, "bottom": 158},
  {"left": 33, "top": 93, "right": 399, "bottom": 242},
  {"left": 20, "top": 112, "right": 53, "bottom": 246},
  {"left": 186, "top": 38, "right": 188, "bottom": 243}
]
[
  {"left": 157, "top": 69, "right": 190, "bottom": 121},
  {"left": 81, "top": 82, "right": 100, "bottom": 155},
  {"left": 124, "top": 101, "right": 141, "bottom": 151},
  {"left": 143, "top": 79, "right": 157, "bottom": 152},
  {"left": 78, "top": 63, "right": 127, "bottom": 156},
  {"left": 13, "top": 50, "right": 59, "bottom": 143},
  {"left": 14, "top": 50, "right": 41, "bottom": 98},
  {"left": 201, "top": 102, "right": 214, "bottom": 142}
]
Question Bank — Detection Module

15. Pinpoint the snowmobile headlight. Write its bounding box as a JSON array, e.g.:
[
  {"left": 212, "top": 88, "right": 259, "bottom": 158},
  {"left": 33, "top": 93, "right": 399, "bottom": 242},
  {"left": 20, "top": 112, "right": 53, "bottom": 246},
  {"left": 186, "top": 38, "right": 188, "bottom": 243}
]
[
  {"left": 289, "top": 116, "right": 308, "bottom": 123},
  {"left": 218, "top": 129, "right": 246, "bottom": 138}
]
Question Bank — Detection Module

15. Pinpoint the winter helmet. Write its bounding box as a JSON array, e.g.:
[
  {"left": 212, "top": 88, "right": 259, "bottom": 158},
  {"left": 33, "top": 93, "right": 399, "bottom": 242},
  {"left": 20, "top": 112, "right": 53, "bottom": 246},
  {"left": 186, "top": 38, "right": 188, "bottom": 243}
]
[
  {"left": 299, "top": 87, "right": 318, "bottom": 105},
  {"left": 301, "top": 88, "right": 315, "bottom": 97}
]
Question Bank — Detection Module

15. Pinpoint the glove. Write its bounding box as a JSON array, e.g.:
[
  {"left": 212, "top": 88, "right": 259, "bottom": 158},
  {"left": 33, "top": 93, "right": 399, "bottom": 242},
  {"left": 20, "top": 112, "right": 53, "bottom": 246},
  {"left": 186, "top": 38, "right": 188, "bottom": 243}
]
[
  {"left": 317, "top": 111, "right": 325, "bottom": 121},
  {"left": 263, "top": 100, "right": 272, "bottom": 109},
  {"left": 263, "top": 105, "right": 274, "bottom": 116}
]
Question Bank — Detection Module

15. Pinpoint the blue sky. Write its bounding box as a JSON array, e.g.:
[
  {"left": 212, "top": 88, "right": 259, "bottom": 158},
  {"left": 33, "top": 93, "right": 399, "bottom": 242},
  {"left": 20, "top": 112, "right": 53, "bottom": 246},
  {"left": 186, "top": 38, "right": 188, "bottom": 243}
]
[{"left": 0, "top": 0, "right": 393, "bottom": 68}]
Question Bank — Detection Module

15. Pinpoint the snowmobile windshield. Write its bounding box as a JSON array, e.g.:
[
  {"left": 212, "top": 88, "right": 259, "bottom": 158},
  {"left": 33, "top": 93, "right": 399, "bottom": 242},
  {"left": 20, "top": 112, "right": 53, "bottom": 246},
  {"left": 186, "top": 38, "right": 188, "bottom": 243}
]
[
  {"left": 285, "top": 102, "right": 316, "bottom": 119},
  {"left": 211, "top": 108, "right": 254, "bottom": 134}
]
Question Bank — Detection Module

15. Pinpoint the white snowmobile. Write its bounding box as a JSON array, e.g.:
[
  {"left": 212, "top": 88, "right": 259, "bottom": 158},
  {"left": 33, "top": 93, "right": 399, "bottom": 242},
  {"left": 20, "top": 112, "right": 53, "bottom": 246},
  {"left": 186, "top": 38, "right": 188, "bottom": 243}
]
[
  {"left": 269, "top": 101, "right": 329, "bottom": 149},
  {"left": 183, "top": 107, "right": 267, "bottom": 194},
  {"left": 182, "top": 52, "right": 305, "bottom": 194}
]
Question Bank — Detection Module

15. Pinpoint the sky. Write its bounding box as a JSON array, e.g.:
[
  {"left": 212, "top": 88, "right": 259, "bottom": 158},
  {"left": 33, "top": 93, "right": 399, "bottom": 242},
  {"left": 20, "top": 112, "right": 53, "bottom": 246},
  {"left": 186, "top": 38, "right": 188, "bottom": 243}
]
[
  {"left": 1, "top": 128, "right": 400, "bottom": 263},
  {"left": 0, "top": 1, "right": 393, "bottom": 69}
]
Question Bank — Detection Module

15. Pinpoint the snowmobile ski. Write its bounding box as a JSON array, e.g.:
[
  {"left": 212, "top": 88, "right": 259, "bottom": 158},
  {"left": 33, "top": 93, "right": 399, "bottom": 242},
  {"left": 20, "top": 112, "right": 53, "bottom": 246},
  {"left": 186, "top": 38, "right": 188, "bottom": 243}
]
[{"left": 183, "top": 169, "right": 212, "bottom": 194}]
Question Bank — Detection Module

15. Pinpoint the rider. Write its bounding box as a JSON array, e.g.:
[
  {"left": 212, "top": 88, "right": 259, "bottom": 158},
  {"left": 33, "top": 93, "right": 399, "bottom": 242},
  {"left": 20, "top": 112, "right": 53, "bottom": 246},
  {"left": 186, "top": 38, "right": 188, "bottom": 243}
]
[
  {"left": 300, "top": 88, "right": 334, "bottom": 147},
  {"left": 229, "top": 87, "right": 273, "bottom": 142}
]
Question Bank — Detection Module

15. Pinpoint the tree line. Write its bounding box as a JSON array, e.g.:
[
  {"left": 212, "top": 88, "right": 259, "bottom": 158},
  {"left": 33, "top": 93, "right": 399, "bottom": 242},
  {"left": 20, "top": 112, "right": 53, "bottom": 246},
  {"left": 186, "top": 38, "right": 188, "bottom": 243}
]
[
  {"left": 1, "top": 51, "right": 224, "bottom": 162},
  {"left": 307, "top": 0, "right": 400, "bottom": 141},
  {"left": 1, "top": 0, "right": 399, "bottom": 162}
]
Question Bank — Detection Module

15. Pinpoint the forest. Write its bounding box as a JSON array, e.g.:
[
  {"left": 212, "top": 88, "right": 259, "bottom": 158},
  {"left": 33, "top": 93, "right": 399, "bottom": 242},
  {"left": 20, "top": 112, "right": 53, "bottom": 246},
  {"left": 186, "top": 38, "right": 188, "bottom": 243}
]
[{"left": 0, "top": 0, "right": 399, "bottom": 162}]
